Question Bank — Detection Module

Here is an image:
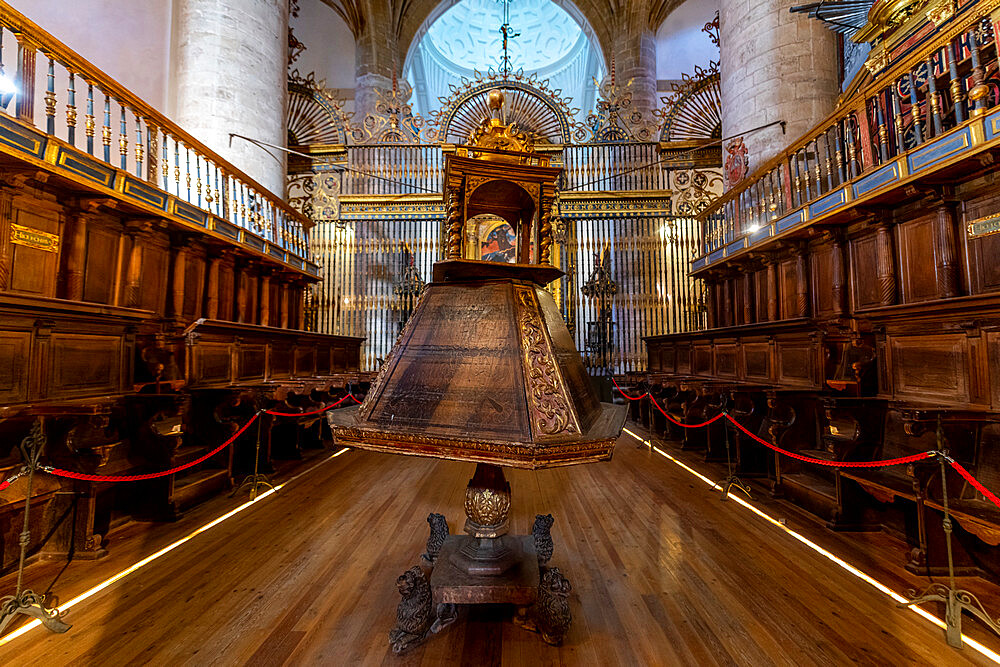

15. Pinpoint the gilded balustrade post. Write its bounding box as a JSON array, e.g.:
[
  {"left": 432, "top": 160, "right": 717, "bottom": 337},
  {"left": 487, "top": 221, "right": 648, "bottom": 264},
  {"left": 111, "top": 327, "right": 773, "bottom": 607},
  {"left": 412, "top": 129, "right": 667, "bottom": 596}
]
[
  {"left": 874, "top": 220, "right": 897, "bottom": 307},
  {"left": 446, "top": 175, "right": 465, "bottom": 260},
  {"left": 15, "top": 35, "right": 36, "bottom": 123},
  {"left": 539, "top": 186, "right": 554, "bottom": 265},
  {"left": 935, "top": 203, "right": 960, "bottom": 300}
]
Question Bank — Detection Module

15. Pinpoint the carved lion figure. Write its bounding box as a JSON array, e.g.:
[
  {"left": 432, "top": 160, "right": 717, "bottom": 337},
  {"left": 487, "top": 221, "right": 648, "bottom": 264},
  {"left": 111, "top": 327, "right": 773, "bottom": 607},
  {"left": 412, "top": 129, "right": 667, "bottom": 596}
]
[
  {"left": 536, "top": 567, "right": 572, "bottom": 646},
  {"left": 531, "top": 513, "right": 554, "bottom": 564},
  {"left": 422, "top": 513, "right": 449, "bottom": 565},
  {"left": 388, "top": 566, "right": 432, "bottom": 653}
]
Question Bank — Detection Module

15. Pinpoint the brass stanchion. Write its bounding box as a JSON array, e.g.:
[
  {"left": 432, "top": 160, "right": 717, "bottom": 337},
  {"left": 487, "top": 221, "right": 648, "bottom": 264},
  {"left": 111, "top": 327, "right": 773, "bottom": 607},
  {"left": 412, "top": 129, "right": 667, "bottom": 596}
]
[
  {"left": 230, "top": 411, "right": 274, "bottom": 500},
  {"left": 717, "top": 410, "right": 751, "bottom": 502},
  {"left": 899, "top": 416, "right": 1000, "bottom": 648},
  {"left": 0, "top": 419, "right": 71, "bottom": 635}
]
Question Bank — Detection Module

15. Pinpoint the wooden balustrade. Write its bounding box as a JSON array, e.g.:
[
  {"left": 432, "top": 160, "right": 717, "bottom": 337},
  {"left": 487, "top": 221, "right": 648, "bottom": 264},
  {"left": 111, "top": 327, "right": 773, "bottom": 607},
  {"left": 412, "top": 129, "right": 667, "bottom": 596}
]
[
  {"left": 0, "top": 1, "right": 310, "bottom": 259},
  {"left": 697, "top": 8, "right": 998, "bottom": 261}
]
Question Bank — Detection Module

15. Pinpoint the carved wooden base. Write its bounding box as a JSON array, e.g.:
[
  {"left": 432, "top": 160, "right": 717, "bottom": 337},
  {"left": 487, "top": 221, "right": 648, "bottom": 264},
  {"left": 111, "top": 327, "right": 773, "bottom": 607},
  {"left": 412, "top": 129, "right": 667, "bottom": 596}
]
[{"left": 389, "top": 471, "right": 575, "bottom": 653}]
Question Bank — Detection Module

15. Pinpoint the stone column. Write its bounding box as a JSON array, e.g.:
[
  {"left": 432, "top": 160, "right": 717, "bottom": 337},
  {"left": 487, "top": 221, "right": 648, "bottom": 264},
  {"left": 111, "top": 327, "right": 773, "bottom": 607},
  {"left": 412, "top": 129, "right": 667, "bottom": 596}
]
[
  {"left": 354, "top": 8, "right": 399, "bottom": 121},
  {"left": 720, "top": 0, "right": 839, "bottom": 176},
  {"left": 172, "top": 0, "right": 288, "bottom": 197},
  {"left": 612, "top": 14, "right": 657, "bottom": 123}
]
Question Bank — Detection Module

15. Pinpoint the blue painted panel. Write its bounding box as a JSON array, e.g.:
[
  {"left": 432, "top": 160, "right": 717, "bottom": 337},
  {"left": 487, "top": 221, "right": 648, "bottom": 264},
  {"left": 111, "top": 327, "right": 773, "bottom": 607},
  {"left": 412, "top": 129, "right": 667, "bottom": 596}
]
[
  {"left": 708, "top": 248, "right": 725, "bottom": 264},
  {"left": 776, "top": 210, "right": 806, "bottom": 233},
  {"left": 0, "top": 115, "right": 45, "bottom": 158},
  {"left": 852, "top": 162, "right": 900, "bottom": 198},
  {"left": 725, "top": 238, "right": 746, "bottom": 255},
  {"left": 57, "top": 149, "right": 115, "bottom": 187},
  {"left": 122, "top": 177, "right": 168, "bottom": 209},
  {"left": 808, "top": 188, "right": 846, "bottom": 218},
  {"left": 243, "top": 232, "right": 265, "bottom": 251},
  {"left": 306, "top": 262, "right": 320, "bottom": 276},
  {"left": 691, "top": 257, "right": 707, "bottom": 271},
  {"left": 907, "top": 127, "right": 972, "bottom": 173},
  {"left": 749, "top": 226, "right": 772, "bottom": 245},
  {"left": 268, "top": 245, "right": 285, "bottom": 260},
  {"left": 175, "top": 201, "right": 208, "bottom": 226},
  {"left": 287, "top": 255, "right": 304, "bottom": 269},
  {"left": 214, "top": 218, "right": 240, "bottom": 239},
  {"left": 985, "top": 109, "right": 1000, "bottom": 141}
]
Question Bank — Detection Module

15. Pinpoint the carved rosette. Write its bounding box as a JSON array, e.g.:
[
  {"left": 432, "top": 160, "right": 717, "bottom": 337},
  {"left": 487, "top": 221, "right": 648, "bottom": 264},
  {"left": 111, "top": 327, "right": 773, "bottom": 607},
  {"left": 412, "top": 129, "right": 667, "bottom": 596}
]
[{"left": 514, "top": 286, "right": 579, "bottom": 436}]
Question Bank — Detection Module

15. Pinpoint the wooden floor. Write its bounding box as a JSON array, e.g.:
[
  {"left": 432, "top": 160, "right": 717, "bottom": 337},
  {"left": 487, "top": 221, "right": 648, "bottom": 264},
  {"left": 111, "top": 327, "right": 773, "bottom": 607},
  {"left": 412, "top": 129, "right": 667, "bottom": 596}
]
[{"left": 1, "top": 426, "right": 997, "bottom": 665}]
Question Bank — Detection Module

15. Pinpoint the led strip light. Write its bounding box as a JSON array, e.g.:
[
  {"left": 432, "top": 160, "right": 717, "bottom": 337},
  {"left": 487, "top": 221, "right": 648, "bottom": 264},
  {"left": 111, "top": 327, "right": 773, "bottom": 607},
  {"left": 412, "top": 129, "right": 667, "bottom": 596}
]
[
  {"left": 0, "top": 448, "right": 351, "bottom": 649},
  {"left": 622, "top": 428, "right": 1000, "bottom": 663}
]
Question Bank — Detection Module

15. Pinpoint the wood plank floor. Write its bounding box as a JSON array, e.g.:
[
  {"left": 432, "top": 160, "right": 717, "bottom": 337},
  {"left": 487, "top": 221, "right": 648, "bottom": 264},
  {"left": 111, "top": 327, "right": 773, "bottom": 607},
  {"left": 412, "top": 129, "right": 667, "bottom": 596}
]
[{"left": 0, "top": 426, "right": 996, "bottom": 665}]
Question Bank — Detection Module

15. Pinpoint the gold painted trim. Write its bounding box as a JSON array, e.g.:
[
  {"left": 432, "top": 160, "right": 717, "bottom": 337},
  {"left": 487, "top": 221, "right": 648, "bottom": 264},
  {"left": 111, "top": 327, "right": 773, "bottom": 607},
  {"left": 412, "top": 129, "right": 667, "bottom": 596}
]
[{"left": 10, "top": 223, "right": 59, "bottom": 253}]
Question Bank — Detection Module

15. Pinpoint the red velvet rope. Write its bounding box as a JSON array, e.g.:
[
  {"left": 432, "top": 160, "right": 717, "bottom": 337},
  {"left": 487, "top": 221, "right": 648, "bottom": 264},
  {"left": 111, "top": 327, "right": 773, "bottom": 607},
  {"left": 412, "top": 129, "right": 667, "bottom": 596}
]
[
  {"left": 623, "top": 383, "right": 934, "bottom": 467},
  {"left": 0, "top": 392, "right": 362, "bottom": 489},
  {"left": 950, "top": 459, "right": 1000, "bottom": 510},
  {"left": 611, "top": 377, "right": 649, "bottom": 401}
]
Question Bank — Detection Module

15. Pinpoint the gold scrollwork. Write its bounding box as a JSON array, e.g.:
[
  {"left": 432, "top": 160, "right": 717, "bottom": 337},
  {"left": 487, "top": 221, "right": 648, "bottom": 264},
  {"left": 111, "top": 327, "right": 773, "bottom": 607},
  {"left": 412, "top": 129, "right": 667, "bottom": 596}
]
[{"left": 514, "top": 286, "right": 578, "bottom": 436}]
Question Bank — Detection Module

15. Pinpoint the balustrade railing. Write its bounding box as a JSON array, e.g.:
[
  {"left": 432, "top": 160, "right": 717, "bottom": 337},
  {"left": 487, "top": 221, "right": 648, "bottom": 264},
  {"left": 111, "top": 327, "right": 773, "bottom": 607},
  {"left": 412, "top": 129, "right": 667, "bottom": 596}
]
[
  {"left": 342, "top": 145, "right": 444, "bottom": 195},
  {"left": 700, "top": 11, "right": 998, "bottom": 256},
  {"left": 0, "top": 2, "right": 310, "bottom": 258}
]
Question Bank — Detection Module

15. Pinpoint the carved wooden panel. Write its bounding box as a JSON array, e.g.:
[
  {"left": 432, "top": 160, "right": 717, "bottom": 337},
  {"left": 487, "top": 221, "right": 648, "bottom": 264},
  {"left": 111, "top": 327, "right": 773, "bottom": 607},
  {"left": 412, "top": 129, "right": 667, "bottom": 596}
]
[
  {"left": 140, "top": 244, "right": 169, "bottom": 314},
  {"left": 693, "top": 344, "right": 712, "bottom": 375},
  {"left": 776, "top": 339, "right": 816, "bottom": 387},
  {"left": 754, "top": 269, "right": 768, "bottom": 322},
  {"left": 889, "top": 333, "right": 968, "bottom": 403},
  {"left": 316, "top": 345, "right": 331, "bottom": 375},
  {"left": 716, "top": 342, "right": 737, "bottom": 377},
  {"left": 850, "top": 234, "right": 880, "bottom": 310},
  {"left": 238, "top": 345, "right": 267, "bottom": 381},
  {"left": 83, "top": 226, "right": 119, "bottom": 304},
  {"left": 0, "top": 331, "right": 29, "bottom": 403},
  {"left": 182, "top": 254, "right": 206, "bottom": 321},
  {"left": 194, "top": 343, "right": 233, "bottom": 384},
  {"left": 10, "top": 206, "right": 60, "bottom": 297},
  {"left": 897, "top": 216, "right": 937, "bottom": 303},
  {"left": 332, "top": 344, "right": 348, "bottom": 372},
  {"left": 810, "top": 245, "right": 834, "bottom": 317},
  {"left": 676, "top": 343, "right": 691, "bottom": 374},
  {"left": 659, "top": 344, "right": 675, "bottom": 373},
  {"left": 779, "top": 259, "right": 797, "bottom": 320},
  {"left": 964, "top": 192, "right": 1000, "bottom": 294},
  {"left": 270, "top": 343, "right": 290, "bottom": 379},
  {"left": 743, "top": 341, "right": 771, "bottom": 381},
  {"left": 294, "top": 346, "right": 316, "bottom": 377},
  {"left": 48, "top": 334, "right": 121, "bottom": 397}
]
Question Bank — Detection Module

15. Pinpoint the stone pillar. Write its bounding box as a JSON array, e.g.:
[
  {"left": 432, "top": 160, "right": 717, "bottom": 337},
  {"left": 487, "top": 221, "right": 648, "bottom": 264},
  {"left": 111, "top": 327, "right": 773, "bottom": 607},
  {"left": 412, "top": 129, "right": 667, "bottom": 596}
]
[
  {"left": 612, "top": 15, "right": 657, "bottom": 123},
  {"left": 720, "top": 0, "right": 839, "bottom": 175},
  {"left": 354, "top": 9, "right": 399, "bottom": 121},
  {"left": 172, "top": 0, "right": 288, "bottom": 197}
]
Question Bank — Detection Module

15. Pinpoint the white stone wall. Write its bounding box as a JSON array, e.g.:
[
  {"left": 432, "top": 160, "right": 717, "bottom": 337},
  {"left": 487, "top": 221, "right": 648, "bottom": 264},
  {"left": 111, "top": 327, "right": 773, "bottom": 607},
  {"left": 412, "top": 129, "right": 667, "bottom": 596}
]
[
  {"left": 291, "top": 0, "right": 356, "bottom": 93},
  {"left": 10, "top": 0, "right": 172, "bottom": 112},
  {"left": 172, "top": 0, "right": 288, "bottom": 198},
  {"left": 720, "top": 0, "right": 838, "bottom": 176},
  {"left": 656, "top": 0, "right": 720, "bottom": 82}
]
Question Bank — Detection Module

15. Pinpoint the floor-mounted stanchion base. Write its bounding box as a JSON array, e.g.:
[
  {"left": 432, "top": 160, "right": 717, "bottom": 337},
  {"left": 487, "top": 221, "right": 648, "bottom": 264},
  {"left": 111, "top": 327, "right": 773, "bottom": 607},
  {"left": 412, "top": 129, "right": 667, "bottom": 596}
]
[
  {"left": 900, "top": 581, "right": 1000, "bottom": 648},
  {"left": 0, "top": 590, "right": 70, "bottom": 635},
  {"left": 229, "top": 474, "right": 275, "bottom": 500},
  {"left": 717, "top": 475, "right": 753, "bottom": 502}
]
